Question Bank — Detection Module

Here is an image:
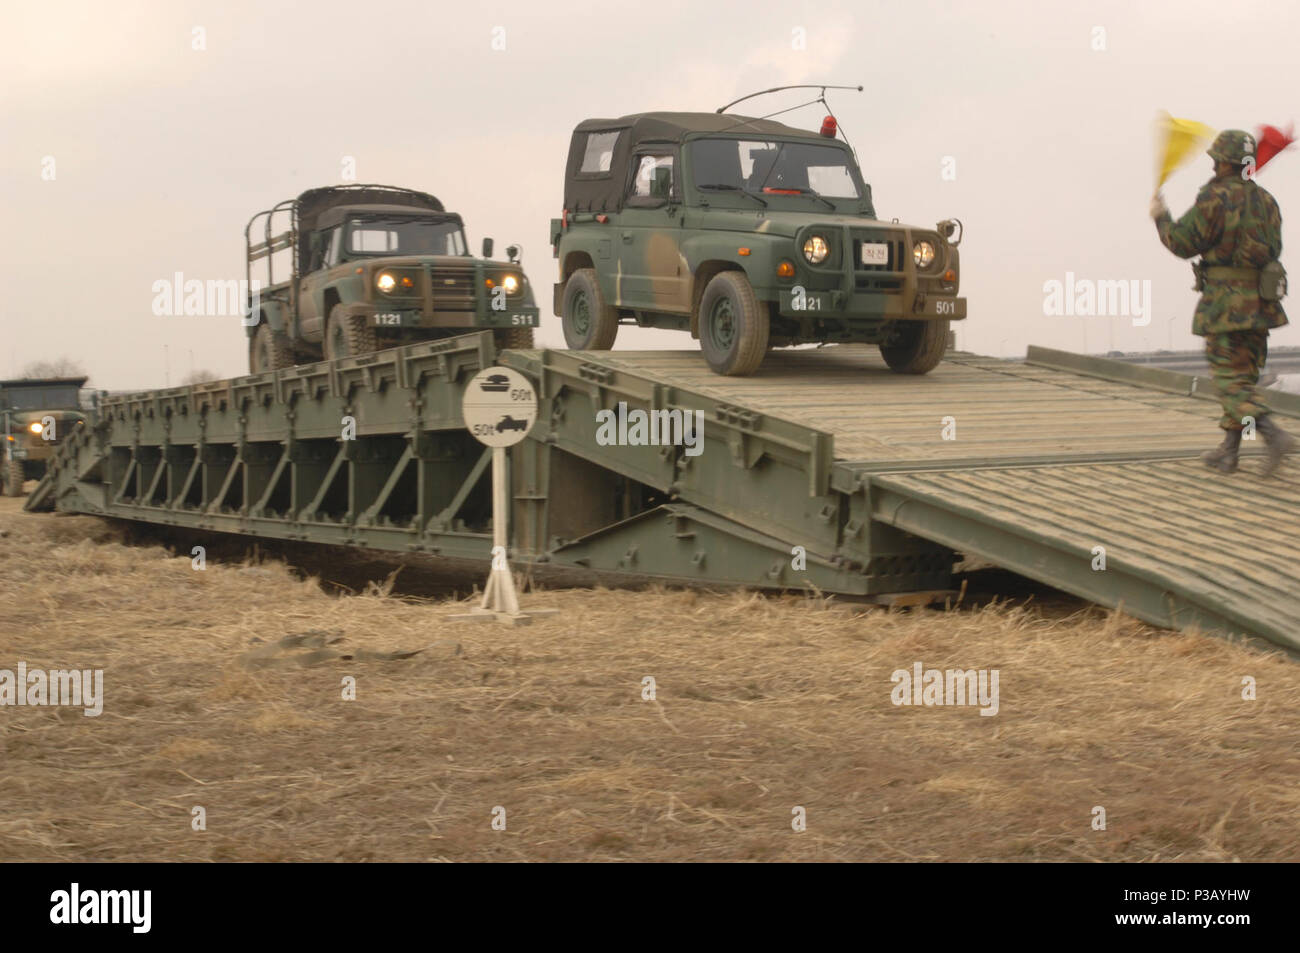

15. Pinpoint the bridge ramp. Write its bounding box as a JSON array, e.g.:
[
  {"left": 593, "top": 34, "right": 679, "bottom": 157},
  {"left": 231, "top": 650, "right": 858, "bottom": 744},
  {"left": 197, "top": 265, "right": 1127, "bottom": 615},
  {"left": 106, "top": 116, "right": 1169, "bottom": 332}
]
[{"left": 28, "top": 335, "right": 1300, "bottom": 652}]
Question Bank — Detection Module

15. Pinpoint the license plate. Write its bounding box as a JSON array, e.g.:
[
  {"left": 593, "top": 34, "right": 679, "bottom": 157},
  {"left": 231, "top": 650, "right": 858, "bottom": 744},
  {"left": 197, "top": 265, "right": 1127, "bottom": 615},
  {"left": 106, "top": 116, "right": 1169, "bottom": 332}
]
[
  {"left": 10, "top": 449, "right": 27, "bottom": 459},
  {"left": 928, "top": 297, "right": 964, "bottom": 317},
  {"left": 861, "top": 243, "right": 890, "bottom": 266}
]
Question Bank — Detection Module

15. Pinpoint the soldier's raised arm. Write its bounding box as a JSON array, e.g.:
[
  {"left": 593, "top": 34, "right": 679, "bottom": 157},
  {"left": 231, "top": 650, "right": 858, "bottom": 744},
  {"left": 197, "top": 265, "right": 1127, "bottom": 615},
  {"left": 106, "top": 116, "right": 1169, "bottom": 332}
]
[{"left": 1154, "top": 184, "right": 1224, "bottom": 259}]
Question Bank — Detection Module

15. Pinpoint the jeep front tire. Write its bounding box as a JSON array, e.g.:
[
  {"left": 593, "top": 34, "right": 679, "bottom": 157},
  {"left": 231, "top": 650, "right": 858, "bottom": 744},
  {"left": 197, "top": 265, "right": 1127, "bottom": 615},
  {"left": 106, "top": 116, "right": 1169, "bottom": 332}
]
[
  {"left": 879, "top": 319, "right": 948, "bottom": 374},
  {"left": 698, "top": 271, "right": 769, "bottom": 376},
  {"left": 249, "top": 322, "right": 295, "bottom": 374},
  {"left": 561, "top": 268, "right": 618, "bottom": 350},
  {"left": 324, "top": 304, "right": 378, "bottom": 362}
]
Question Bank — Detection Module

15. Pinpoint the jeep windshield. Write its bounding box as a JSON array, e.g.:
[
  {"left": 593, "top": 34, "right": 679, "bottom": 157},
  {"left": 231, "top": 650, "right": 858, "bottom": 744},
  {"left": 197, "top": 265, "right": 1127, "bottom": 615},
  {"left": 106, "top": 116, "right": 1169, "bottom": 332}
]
[
  {"left": 345, "top": 217, "right": 468, "bottom": 256},
  {"left": 690, "top": 138, "right": 861, "bottom": 199}
]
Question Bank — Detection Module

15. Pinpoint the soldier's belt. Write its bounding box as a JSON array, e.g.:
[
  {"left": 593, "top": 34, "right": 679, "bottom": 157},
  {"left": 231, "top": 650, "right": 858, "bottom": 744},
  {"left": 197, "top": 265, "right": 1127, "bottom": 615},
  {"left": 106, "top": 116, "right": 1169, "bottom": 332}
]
[{"left": 1203, "top": 265, "right": 1262, "bottom": 284}]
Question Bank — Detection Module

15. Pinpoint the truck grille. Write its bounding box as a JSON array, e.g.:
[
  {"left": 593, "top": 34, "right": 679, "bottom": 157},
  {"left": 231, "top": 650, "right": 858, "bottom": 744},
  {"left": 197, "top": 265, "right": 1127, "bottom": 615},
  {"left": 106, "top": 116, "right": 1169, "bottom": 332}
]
[{"left": 430, "top": 263, "right": 477, "bottom": 310}]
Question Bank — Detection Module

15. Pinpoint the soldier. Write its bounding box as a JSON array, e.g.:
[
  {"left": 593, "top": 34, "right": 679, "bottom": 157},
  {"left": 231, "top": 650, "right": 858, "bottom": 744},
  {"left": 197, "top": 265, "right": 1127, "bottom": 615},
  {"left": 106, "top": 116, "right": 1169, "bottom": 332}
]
[{"left": 1151, "top": 129, "right": 1295, "bottom": 475}]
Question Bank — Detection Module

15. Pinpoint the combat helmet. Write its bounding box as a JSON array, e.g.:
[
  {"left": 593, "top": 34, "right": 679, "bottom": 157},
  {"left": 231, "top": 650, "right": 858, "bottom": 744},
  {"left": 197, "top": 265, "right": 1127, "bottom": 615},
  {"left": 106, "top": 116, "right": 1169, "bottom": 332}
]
[{"left": 1207, "top": 129, "right": 1256, "bottom": 164}]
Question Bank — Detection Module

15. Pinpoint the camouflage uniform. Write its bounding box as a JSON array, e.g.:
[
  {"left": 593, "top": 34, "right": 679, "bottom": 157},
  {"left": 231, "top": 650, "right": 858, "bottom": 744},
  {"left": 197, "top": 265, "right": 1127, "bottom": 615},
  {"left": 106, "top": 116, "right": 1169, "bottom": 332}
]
[
  {"left": 1202, "top": 330, "right": 1269, "bottom": 429},
  {"left": 1153, "top": 129, "right": 1294, "bottom": 474}
]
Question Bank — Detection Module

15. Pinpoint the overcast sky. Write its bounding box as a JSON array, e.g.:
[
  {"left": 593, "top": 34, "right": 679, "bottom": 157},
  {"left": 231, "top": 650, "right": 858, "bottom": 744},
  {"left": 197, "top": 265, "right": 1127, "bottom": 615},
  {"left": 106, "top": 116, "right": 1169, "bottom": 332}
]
[{"left": 5, "top": 0, "right": 1299, "bottom": 389}]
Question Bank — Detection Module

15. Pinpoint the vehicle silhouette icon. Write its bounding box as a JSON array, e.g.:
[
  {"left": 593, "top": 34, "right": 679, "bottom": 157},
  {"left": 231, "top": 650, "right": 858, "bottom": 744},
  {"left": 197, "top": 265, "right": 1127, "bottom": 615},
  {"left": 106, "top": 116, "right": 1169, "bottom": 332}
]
[
  {"left": 480, "top": 374, "right": 510, "bottom": 392},
  {"left": 496, "top": 415, "right": 528, "bottom": 433}
]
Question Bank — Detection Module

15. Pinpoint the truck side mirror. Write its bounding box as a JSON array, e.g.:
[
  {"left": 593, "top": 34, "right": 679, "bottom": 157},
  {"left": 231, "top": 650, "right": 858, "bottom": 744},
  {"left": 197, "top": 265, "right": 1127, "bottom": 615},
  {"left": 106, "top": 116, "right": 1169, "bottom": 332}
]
[{"left": 481, "top": 237, "right": 494, "bottom": 259}]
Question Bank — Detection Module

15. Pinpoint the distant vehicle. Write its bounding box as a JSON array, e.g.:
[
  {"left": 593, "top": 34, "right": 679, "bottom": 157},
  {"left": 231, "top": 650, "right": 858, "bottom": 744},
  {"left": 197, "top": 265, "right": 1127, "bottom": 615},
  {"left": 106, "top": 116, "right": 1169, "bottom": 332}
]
[
  {"left": 1265, "top": 373, "right": 1300, "bottom": 395},
  {"left": 551, "top": 110, "right": 966, "bottom": 375},
  {"left": 0, "top": 377, "right": 88, "bottom": 497},
  {"left": 480, "top": 374, "right": 511, "bottom": 392},
  {"left": 496, "top": 415, "right": 529, "bottom": 433},
  {"left": 245, "top": 184, "right": 540, "bottom": 373}
]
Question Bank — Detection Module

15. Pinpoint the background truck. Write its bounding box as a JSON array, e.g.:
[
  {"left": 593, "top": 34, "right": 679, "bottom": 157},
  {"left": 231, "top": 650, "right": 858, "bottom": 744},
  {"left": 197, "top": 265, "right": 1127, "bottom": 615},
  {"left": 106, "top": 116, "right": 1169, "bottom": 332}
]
[
  {"left": 246, "top": 184, "right": 540, "bottom": 372},
  {"left": 0, "top": 376, "right": 88, "bottom": 497},
  {"left": 550, "top": 111, "right": 966, "bottom": 375}
]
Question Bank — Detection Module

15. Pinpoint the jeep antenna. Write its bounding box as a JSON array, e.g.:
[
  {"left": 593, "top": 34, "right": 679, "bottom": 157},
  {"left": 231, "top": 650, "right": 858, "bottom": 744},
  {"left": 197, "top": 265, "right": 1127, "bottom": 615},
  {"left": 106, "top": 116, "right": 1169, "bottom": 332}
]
[
  {"left": 715, "top": 84, "right": 863, "bottom": 115},
  {"left": 714, "top": 84, "right": 865, "bottom": 164}
]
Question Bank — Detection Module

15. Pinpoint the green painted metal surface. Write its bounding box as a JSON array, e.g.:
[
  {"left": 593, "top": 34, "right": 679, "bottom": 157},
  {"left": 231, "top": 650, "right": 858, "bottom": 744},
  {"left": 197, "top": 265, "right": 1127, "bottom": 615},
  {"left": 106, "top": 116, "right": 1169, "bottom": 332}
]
[{"left": 867, "top": 461, "right": 1300, "bottom": 653}]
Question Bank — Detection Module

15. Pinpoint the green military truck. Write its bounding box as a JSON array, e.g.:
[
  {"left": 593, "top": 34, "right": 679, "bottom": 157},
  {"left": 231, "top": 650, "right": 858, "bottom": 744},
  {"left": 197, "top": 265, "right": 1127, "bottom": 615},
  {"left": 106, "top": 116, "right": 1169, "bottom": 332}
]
[
  {"left": 1, "top": 377, "right": 88, "bottom": 497},
  {"left": 550, "top": 112, "right": 966, "bottom": 375},
  {"left": 246, "top": 184, "right": 540, "bottom": 372}
]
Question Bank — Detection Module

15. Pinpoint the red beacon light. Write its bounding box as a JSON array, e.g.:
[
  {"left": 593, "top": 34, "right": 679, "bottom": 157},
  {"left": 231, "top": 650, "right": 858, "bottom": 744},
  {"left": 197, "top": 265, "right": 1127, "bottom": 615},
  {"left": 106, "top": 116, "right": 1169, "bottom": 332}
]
[{"left": 820, "top": 115, "right": 837, "bottom": 138}]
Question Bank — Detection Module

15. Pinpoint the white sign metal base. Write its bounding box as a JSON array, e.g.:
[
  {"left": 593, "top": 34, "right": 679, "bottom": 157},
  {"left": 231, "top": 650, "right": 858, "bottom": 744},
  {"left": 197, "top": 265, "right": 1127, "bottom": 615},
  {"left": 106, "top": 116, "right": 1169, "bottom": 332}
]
[{"left": 448, "top": 439, "right": 556, "bottom": 627}]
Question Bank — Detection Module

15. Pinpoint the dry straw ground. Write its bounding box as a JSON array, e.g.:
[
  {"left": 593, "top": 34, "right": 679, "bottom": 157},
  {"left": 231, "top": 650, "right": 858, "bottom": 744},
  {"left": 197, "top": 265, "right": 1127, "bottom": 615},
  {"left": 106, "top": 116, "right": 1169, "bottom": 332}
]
[{"left": 0, "top": 497, "right": 1297, "bottom": 862}]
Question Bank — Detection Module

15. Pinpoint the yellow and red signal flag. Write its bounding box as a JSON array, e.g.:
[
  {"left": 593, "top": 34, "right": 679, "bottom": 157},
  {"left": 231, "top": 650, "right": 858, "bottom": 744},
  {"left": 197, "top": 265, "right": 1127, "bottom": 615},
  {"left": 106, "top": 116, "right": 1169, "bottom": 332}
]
[
  {"left": 1154, "top": 111, "right": 1215, "bottom": 189},
  {"left": 1256, "top": 124, "right": 1295, "bottom": 173}
]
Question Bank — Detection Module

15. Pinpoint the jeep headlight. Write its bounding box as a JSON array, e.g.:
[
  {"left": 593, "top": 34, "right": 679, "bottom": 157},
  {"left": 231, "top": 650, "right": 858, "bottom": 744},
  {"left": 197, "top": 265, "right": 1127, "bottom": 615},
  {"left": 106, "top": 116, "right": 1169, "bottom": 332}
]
[
  {"left": 28, "top": 422, "right": 42, "bottom": 435},
  {"left": 802, "top": 235, "right": 830, "bottom": 265},
  {"left": 376, "top": 272, "right": 397, "bottom": 294},
  {"left": 502, "top": 274, "right": 520, "bottom": 295},
  {"left": 913, "top": 241, "right": 936, "bottom": 268}
]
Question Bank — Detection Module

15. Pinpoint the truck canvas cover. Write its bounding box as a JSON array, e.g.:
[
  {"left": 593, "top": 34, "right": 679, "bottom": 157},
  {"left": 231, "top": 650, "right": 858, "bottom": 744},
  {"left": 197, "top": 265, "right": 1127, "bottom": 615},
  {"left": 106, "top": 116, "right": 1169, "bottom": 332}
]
[
  {"left": 0, "top": 378, "right": 88, "bottom": 411},
  {"left": 312, "top": 205, "right": 459, "bottom": 230},
  {"left": 295, "top": 186, "right": 444, "bottom": 234}
]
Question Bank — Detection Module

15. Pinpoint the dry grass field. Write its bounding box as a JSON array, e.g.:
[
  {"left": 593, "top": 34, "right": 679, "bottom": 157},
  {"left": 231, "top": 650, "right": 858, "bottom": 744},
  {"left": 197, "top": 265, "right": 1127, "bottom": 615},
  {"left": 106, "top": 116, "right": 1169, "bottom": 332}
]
[{"left": 1, "top": 496, "right": 1297, "bottom": 862}]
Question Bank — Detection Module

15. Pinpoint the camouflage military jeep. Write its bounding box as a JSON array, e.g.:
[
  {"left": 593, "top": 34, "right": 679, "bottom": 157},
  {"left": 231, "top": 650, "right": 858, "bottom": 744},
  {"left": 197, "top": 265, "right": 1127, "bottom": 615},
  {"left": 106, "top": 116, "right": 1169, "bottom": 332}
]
[
  {"left": 0, "top": 376, "right": 87, "bottom": 497},
  {"left": 550, "top": 112, "right": 966, "bottom": 375},
  {"left": 246, "top": 184, "right": 540, "bottom": 373}
]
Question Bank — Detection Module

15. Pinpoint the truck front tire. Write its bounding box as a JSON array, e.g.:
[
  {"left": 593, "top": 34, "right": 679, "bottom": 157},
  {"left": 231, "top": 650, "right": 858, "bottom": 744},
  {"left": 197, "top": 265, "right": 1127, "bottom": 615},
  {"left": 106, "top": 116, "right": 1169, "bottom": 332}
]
[
  {"left": 879, "top": 319, "right": 949, "bottom": 374},
  {"left": 494, "top": 327, "right": 535, "bottom": 350},
  {"left": 3, "top": 458, "right": 24, "bottom": 497},
  {"left": 324, "top": 304, "right": 378, "bottom": 362},
  {"left": 698, "top": 271, "right": 769, "bottom": 376},
  {"left": 249, "top": 323, "right": 295, "bottom": 374},
  {"left": 561, "top": 268, "right": 618, "bottom": 350}
]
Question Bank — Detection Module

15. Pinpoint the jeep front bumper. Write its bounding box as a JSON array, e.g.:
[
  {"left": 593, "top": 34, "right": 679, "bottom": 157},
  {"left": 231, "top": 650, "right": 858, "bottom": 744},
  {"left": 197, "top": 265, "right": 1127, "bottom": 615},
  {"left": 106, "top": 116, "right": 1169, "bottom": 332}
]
[{"left": 775, "top": 288, "right": 966, "bottom": 321}]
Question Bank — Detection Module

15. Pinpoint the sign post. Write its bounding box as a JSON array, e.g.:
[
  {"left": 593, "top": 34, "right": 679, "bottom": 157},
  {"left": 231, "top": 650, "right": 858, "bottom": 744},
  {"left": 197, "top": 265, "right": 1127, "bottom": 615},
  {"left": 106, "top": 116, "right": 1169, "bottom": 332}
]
[{"left": 452, "top": 366, "right": 556, "bottom": 626}]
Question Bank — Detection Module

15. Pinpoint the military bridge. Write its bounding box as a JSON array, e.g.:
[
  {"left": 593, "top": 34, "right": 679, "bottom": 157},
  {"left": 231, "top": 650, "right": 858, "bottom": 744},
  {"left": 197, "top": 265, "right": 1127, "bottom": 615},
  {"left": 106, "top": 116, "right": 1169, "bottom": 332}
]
[{"left": 28, "top": 335, "right": 1300, "bottom": 653}]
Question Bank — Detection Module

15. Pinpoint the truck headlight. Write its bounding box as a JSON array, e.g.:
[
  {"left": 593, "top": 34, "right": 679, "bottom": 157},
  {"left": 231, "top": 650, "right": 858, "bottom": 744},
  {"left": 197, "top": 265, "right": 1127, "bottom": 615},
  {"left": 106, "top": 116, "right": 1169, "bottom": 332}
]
[
  {"left": 376, "top": 272, "right": 397, "bottom": 294},
  {"left": 913, "top": 241, "right": 935, "bottom": 268},
  {"left": 802, "top": 235, "right": 830, "bottom": 265},
  {"left": 502, "top": 274, "right": 520, "bottom": 295},
  {"left": 28, "top": 422, "right": 42, "bottom": 434}
]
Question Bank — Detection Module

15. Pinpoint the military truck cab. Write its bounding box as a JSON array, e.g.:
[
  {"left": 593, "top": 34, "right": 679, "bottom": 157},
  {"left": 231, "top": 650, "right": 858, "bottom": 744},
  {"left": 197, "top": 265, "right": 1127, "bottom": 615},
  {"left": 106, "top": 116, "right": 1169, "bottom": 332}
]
[
  {"left": 551, "top": 112, "right": 966, "bottom": 375},
  {"left": 0, "top": 377, "right": 88, "bottom": 497},
  {"left": 246, "top": 184, "right": 540, "bottom": 373}
]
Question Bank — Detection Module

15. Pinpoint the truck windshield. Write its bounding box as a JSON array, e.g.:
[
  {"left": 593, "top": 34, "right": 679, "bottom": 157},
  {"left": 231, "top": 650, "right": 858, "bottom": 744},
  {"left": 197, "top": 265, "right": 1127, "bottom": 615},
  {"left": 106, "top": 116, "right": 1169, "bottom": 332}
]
[
  {"left": 690, "top": 138, "right": 861, "bottom": 199},
  {"left": 345, "top": 217, "right": 467, "bottom": 256}
]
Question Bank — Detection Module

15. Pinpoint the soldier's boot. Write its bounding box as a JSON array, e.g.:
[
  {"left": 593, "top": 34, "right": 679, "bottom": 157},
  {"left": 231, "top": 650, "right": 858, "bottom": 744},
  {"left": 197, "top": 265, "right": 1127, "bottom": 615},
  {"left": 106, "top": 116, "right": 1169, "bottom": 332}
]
[
  {"left": 1200, "top": 429, "right": 1242, "bottom": 473},
  {"left": 1256, "top": 415, "right": 1297, "bottom": 477}
]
